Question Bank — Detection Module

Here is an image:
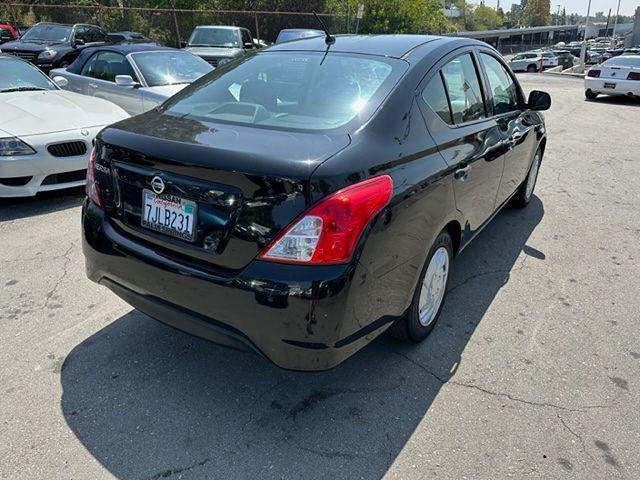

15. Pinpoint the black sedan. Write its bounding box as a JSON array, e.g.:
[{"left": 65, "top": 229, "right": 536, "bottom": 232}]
[{"left": 82, "top": 35, "right": 550, "bottom": 371}]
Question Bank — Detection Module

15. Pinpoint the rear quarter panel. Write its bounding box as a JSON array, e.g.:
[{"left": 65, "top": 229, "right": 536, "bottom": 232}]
[{"left": 309, "top": 78, "right": 458, "bottom": 341}]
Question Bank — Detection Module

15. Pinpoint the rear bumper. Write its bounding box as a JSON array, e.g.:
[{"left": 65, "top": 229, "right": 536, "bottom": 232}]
[
  {"left": 82, "top": 200, "right": 397, "bottom": 371},
  {"left": 585, "top": 77, "right": 640, "bottom": 96}
]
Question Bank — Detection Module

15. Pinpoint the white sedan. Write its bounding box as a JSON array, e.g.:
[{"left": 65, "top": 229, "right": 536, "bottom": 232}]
[
  {"left": 0, "top": 55, "right": 129, "bottom": 197},
  {"left": 585, "top": 55, "right": 640, "bottom": 100}
]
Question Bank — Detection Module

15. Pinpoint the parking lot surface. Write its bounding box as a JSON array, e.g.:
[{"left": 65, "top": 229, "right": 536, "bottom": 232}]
[{"left": 1, "top": 74, "right": 639, "bottom": 479}]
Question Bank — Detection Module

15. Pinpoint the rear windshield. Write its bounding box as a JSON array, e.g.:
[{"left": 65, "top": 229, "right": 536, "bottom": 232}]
[
  {"left": 603, "top": 56, "right": 640, "bottom": 68},
  {"left": 161, "top": 51, "right": 405, "bottom": 132}
]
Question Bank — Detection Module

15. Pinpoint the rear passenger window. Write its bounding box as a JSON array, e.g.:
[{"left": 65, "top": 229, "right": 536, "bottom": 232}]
[
  {"left": 440, "top": 53, "right": 485, "bottom": 124},
  {"left": 480, "top": 53, "right": 519, "bottom": 115},
  {"left": 422, "top": 73, "right": 452, "bottom": 125}
]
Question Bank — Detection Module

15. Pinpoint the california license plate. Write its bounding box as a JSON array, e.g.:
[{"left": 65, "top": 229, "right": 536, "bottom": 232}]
[
  {"left": 141, "top": 189, "right": 197, "bottom": 242},
  {"left": 604, "top": 82, "right": 616, "bottom": 89}
]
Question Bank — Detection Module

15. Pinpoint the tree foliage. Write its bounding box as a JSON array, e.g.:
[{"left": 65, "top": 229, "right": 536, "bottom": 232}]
[{"left": 522, "top": 0, "right": 550, "bottom": 27}]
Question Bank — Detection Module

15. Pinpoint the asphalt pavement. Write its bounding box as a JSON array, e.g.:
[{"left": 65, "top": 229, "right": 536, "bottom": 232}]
[{"left": 1, "top": 74, "right": 639, "bottom": 479}]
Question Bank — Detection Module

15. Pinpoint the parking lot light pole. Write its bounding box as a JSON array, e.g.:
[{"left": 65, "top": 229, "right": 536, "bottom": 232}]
[
  {"left": 580, "top": 0, "right": 592, "bottom": 71},
  {"left": 611, "top": 0, "right": 621, "bottom": 49}
]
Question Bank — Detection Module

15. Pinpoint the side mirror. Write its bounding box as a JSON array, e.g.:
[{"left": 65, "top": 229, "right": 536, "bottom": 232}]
[
  {"left": 527, "top": 90, "right": 551, "bottom": 111},
  {"left": 115, "top": 75, "right": 138, "bottom": 87},
  {"left": 180, "top": 41, "right": 187, "bottom": 48},
  {"left": 52, "top": 76, "right": 68, "bottom": 88},
  {"left": 73, "top": 38, "right": 85, "bottom": 48}
]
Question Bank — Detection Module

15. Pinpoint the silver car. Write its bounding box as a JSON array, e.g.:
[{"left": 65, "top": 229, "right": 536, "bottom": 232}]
[
  {"left": 49, "top": 45, "right": 212, "bottom": 115},
  {"left": 507, "top": 52, "right": 543, "bottom": 72}
]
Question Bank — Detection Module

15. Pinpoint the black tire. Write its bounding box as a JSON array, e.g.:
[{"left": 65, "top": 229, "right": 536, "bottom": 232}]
[
  {"left": 526, "top": 64, "right": 537, "bottom": 73},
  {"left": 585, "top": 90, "right": 598, "bottom": 100},
  {"left": 388, "top": 231, "right": 453, "bottom": 343},
  {"left": 512, "top": 147, "right": 542, "bottom": 208}
]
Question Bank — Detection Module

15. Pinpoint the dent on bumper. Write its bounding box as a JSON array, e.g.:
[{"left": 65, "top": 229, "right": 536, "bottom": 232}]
[{"left": 82, "top": 201, "right": 397, "bottom": 371}]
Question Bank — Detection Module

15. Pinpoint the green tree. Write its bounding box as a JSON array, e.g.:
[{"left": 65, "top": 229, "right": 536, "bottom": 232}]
[
  {"left": 522, "top": 0, "right": 549, "bottom": 26},
  {"left": 327, "top": 0, "right": 453, "bottom": 34}
]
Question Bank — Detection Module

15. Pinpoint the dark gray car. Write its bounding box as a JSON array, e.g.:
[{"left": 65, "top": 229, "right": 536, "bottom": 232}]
[{"left": 182, "top": 25, "right": 257, "bottom": 67}]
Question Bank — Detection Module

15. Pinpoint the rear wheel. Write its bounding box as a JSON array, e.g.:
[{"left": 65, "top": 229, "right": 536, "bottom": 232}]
[
  {"left": 585, "top": 89, "right": 598, "bottom": 100},
  {"left": 527, "top": 64, "right": 537, "bottom": 73},
  {"left": 512, "top": 147, "right": 541, "bottom": 208},
  {"left": 389, "top": 231, "right": 453, "bottom": 342}
]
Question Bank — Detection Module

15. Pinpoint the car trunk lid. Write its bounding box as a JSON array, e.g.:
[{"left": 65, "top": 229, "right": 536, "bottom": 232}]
[{"left": 94, "top": 112, "right": 350, "bottom": 272}]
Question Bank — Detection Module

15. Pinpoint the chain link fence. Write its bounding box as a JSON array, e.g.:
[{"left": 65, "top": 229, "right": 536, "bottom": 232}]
[{"left": 0, "top": 3, "right": 345, "bottom": 47}]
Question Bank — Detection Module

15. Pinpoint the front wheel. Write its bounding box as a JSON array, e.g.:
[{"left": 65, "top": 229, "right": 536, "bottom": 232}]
[
  {"left": 527, "top": 64, "right": 537, "bottom": 73},
  {"left": 389, "top": 231, "right": 453, "bottom": 342},
  {"left": 512, "top": 148, "right": 541, "bottom": 208}
]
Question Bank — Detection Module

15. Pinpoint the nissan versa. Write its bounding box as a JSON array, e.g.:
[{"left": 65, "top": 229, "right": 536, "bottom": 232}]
[{"left": 82, "top": 35, "right": 550, "bottom": 371}]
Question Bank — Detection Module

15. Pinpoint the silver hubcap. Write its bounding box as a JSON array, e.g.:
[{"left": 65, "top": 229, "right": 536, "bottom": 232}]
[
  {"left": 525, "top": 153, "right": 540, "bottom": 201},
  {"left": 418, "top": 247, "right": 450, "bottom": 327}
]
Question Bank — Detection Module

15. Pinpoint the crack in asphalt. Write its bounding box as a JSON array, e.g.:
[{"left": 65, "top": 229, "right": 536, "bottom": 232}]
[
  {"left": 556, "top": 413, "right": 595, "bottom": 461},
  {"left": 41, "top": 243, "right": 74, "bottom": 311},
  {"left": 391, "top": 348, "right": 609, "bottom": 413}
]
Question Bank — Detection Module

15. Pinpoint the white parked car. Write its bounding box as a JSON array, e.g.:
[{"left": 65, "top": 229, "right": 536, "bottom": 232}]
[
  {"left": 0, "top": 55, "right": 129, "bottom": 198},
  {"left": 585, "top": 55, "right": 640, "bottom": 100},
  {"left": 507, "top": 52, "right": 543, "bottom": 72},
  {"left": 538, "top": 51, "right": 559, "bottom": 69},
  {"left": 49, "top": 44, "right": 213, "bottom": 115}
]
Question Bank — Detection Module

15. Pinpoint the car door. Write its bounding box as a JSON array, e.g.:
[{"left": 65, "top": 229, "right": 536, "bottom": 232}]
[
  {"left": 419, "top": 50, "right": 507, "bottom": 237},
  {"left": 81, "top": 50, "right": 143, "bottom": 114},
  {"left": 510, "top": 54, "right": 525, "bottom": 71},
  {"left": 477, "top": 51, "right": 539, "bottom": 205}
]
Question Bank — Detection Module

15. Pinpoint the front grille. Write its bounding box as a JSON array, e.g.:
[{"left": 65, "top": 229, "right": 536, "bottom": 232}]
[
  {"left": 47, "top": 141, "right": 87, "bottom": 158},
  {"left": 6, "top": 50, "right": 37, "bottom": 62},
  {"left": 41, "top": 169, "right": 86, "bottom": 186},
  {"left": 0, "top": 176, "right": 32, "bottom": 187}
]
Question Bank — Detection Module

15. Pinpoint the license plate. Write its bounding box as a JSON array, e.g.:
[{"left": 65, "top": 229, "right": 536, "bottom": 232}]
[
  {"left": 604, "top": 82, "right": 616, "bottom": 89},
  {"left": 141, "top": 189, "right": 197, "bottom": 242}
]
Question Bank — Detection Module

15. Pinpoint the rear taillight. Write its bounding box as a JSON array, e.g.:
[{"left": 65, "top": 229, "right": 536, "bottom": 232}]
[
  {"left": 86, "top": 147, "right": 103, "bottom": 208},
  {"left": 259, "top": 175, "right": 393, "bottom": 265},
  {"left": 587, "top": 69, "right": 601, "bottom": 78},
  {"left": 627, "top": 71, "right": 640, "bottom": 80}
]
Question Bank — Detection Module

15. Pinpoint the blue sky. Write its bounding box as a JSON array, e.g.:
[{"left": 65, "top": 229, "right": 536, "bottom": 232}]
[{"left": 482, "top": 0, "right": 638, "bottom": 17}]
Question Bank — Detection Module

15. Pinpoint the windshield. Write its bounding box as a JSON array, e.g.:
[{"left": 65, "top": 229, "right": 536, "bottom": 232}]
[
  {"left": 21, "top": 23, "right": 71, "bottom": 43},
  {"left": 0, "top": 57, "right": 56, "bottom": 91},
  {"left": 187, "top": 27, "right": 240, "bottom": 48},
  {"left": 604, "top": 56, "right": 640, "bottom": 68},
  {"left": 161, "top": 51, "right": 403, "bottom": 132},
  {"left": 132, "top": 51, "right": 213, "bottom": 87}
]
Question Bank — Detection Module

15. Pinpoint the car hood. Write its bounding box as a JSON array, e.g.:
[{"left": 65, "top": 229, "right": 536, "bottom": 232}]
[
  {"left": 0, "top": 40, "right": 64, "bottom": 52},
  {"left": 0, "top": 90, "right": 129, "bottom": 137},
  {"left": 141, "top": 84, "right": 189, "bottom": 98},
  {"left": 184, "top": 46, "right": 241, "bottom": 58}
]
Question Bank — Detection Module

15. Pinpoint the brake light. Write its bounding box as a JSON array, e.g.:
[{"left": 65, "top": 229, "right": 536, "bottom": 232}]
[
  {"left": 86, "top": 147, "right": 103, "bottom": 208},
  {"left": 587, "top": 69, "right": 601, "bottom": 78},
  {"left": 259, "top": 175, "right": 393, "bottom": 264},
  {"left": 627, "top": 71, "right": 640, "bottom": 80}
]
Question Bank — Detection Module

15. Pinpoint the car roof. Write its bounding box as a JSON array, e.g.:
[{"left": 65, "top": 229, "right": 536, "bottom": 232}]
[
  {"left": 66, "top": 44, "right": 177, "bottom": 74},
  {"left": 267, "top": 34, "right": 452, "bottom": 59},
  {"left": 279, "top": 29, "right": 323, "bottom": 33},
  {"left": 193, "top": 25, "right": 241, "bottom": 30}
]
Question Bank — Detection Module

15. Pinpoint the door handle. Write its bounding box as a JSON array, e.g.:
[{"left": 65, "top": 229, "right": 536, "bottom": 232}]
[{"left": 454, "top": 165, "right": 471, "bottom": 181}]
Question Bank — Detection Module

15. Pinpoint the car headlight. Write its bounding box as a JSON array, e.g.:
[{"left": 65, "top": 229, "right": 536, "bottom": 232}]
[
  {"left": 0, "top": 137, "right": 36, "bottom": 156},
  {"left": 38, "top": 49, "right": 57, "bottom": 59},
  {"left": 217, "top": 58, "right": 232, "bottom": 66}
]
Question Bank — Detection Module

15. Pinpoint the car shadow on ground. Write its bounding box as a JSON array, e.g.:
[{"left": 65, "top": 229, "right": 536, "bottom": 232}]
[
  {"left": 586, "top": 95, "right": 640, "bottom": 107},
  {"left": 60, "top": 197, "right": 544, "bottom": 480},
  {"left": 0, "top": 187, "right": 84, "bottom": 222}
]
